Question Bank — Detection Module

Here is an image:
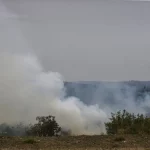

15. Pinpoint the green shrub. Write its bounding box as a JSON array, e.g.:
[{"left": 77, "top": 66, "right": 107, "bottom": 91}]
[
  {"left": 105, "top": 109, "right": 150, "bottom": 135},
  {"left": 26, "top": 115, "right": 61, "bottom": 137}
]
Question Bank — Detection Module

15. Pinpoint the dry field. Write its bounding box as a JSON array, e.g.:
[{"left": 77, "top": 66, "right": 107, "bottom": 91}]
[{"left": 0, "top": 135, "right": 150, "bottom": 150}]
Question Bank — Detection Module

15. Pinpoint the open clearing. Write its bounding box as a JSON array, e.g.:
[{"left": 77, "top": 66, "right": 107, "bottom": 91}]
[{"left": 0, "top": 135, "right": 150, "bottom": 150}]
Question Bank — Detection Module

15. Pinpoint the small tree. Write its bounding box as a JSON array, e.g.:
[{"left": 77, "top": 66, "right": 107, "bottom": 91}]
[{"left": 26, "top": 115, "right": 61, "bottom": 137}]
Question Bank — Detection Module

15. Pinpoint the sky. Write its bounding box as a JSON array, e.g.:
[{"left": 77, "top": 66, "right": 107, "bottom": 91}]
[{"left": 0, "top": 0, "right": 150, "bottom": 81}]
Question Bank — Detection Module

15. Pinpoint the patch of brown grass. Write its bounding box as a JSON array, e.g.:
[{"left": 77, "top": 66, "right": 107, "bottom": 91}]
[
  {"left": 0, "top": 135, "right": 149, "bottom": 150},
  {"left": 0, "top": 148, "right": 148, "bottom": 150}
]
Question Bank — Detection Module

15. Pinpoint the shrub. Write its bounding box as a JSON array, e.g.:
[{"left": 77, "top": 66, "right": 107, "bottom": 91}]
[
  {"left": 105, "top": 109, "right": 150, "bottom": 135},
  {"left": 26, "top": 115, "right": 61, "bottom": 137}
]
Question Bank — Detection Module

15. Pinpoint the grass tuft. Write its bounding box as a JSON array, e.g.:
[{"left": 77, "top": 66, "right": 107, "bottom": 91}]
[
  {"left": 114, "top": 136, "right": 125, "bottom": 142},
  {"left": 23, "top": 138, "right": 37, "bottom": 144}
]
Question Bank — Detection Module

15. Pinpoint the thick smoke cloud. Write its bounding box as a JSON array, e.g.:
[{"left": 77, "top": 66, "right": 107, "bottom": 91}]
[
  {"left": 0, "top": 52, "right": 108, "bottom": 135},
  {"left": 0, "top": 1, "right": 107, "bottom": 135}
]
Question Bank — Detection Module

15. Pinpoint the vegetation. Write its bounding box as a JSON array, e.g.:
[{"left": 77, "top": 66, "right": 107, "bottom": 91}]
[
  {"left": 1, "top": 110, "right": 150, "bottom": 137},
  {"left": 105, "top": 109, "right": 150, "bottom": 135},
  {"left": 0, "top": 109, "right": 150, "bottom": 149},
  {"left": 1, "top": 109, "right": 150, "bottom": 137},
  {"left": 26, "top": 115, "right": 61, "bottom": 137}
]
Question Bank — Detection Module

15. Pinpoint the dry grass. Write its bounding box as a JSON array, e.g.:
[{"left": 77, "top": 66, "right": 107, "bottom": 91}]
[
  {"left": 23, "top": 138, "right": 37, "bottom": 144},
  {"left": 0, "top": 135, "right": 149, "bottom": 150},
  {"left": 114, "top": 136, "right": 126, "bottom": 142},
  {"left": 0, "top": 148, "right": 148, "bottom": 150}
]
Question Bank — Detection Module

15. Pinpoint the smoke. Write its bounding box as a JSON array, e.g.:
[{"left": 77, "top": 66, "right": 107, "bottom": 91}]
[
  {"left": 0, "top": 0, "right": 107, "bottom": 135},
  {"left": 1, "top": 0, "right": 150, "bottom": 135},
  {"left": 1, "top": 52, "right": 150, "bottom": 135},
  {"left": 65, "top": 81, "right": 150, "bottom": 117},
  {"left": 0, "top": 52, "right": 108, "bottom": 135}
]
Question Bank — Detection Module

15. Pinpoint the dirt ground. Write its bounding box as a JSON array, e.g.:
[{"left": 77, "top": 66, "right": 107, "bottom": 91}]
[{"left": 0, "top": 135, "right": 150, "bottom": 150}]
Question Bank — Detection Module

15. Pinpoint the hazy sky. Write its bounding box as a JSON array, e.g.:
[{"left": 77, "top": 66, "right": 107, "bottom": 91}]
[{"left": 1, "top": 0, "right": 150, "bottom": 81}]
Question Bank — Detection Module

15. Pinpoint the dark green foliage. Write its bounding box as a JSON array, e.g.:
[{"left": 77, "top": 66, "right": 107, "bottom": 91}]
[
  {"left": 105, "top": 109, "right": 150, "bottom": 134},
  {"left": 26, "top": 115, "right": 61, "bottom": 137}
]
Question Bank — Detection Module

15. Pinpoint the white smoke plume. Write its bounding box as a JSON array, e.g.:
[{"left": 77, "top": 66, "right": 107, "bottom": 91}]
[
  {"left": 0, "top": 52, "right": 108, "bottom": 135},
  {"left": 0, "top": 1, "right": 108, "bottom": 135}
]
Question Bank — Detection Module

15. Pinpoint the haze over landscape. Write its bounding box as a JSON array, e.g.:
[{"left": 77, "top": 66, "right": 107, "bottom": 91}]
[{"left": 1, "top": 0, "right": 150, "bottom": 81}]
